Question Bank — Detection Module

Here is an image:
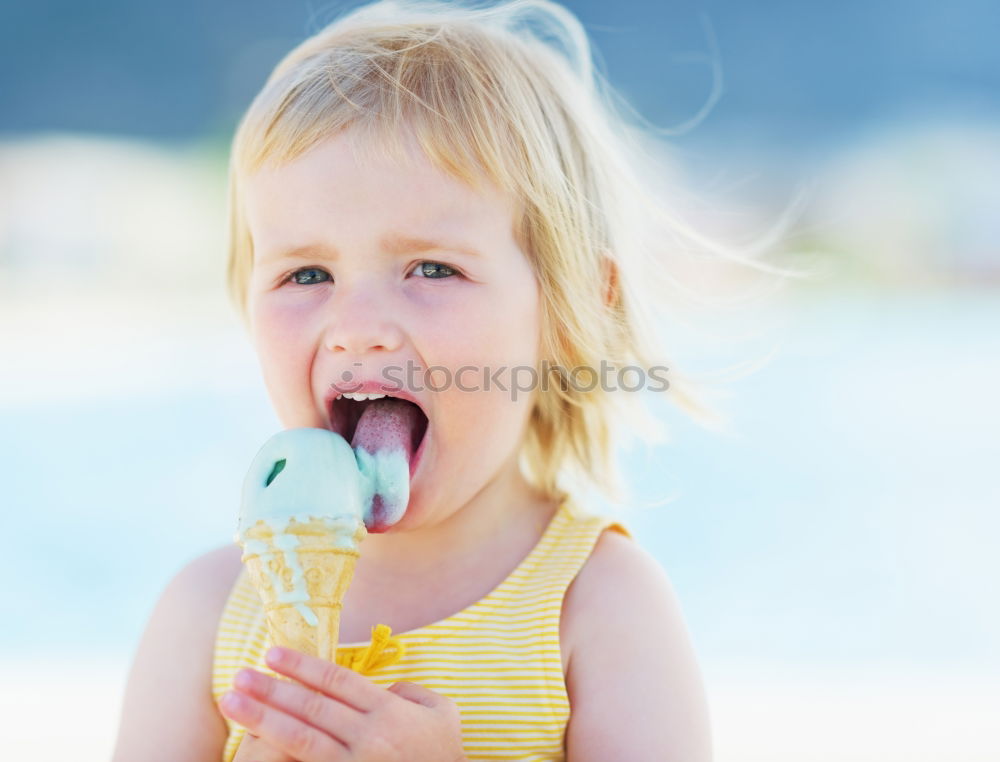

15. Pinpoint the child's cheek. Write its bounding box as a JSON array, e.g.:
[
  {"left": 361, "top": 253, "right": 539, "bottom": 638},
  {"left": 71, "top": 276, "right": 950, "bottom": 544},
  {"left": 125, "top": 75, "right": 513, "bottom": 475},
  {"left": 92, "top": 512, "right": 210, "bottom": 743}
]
[
  {"left": 250, "top": 293, "right": 321, "bottom": 425},
  {"left": 262, "top": 294, "right": 322, "bottom": 345}
]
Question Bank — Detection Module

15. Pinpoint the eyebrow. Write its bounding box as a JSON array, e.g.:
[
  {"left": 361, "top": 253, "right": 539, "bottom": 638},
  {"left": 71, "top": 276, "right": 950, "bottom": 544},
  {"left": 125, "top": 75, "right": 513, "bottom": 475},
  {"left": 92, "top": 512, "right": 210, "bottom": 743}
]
[{"left": 264, "top": 233, "right": 482, "bottom": 262}]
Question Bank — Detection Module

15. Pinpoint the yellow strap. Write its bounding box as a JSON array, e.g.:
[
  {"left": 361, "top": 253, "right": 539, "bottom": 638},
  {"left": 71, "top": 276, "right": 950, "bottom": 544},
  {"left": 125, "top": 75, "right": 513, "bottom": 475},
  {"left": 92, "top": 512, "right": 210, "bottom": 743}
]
[{"left": 336, "top": 624, "right": 406, "bottom": 675}]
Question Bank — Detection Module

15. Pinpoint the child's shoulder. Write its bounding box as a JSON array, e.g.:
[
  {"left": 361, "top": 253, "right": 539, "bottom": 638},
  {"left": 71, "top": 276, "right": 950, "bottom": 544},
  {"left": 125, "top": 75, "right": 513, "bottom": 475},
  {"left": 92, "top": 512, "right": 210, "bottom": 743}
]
[
  {"left": 562, "top": 525, "right": 659, "bottom": 644},
  {"left": 167, "top": 544, "right": 245, "bottom": 653},
  {"left": 162, "top": 545, "right": 246, "bottom": 645},
  {"left": 111, "top": 544, "right": 244, "bottom": 759},
  {"left": 560, "top": 526, "right": 712, "bottom": 758},
  {"left": 146, "top": 542, "right": 245, "bottom": 668},
  {"left": 561, "top": 526, "right": 653, "bottom": 666},
  {"left": 181, "top": 542, "right": 244, "bottom": 584},
  {"left": 172, "top": 543, "right": 245, "bottom": 607}
]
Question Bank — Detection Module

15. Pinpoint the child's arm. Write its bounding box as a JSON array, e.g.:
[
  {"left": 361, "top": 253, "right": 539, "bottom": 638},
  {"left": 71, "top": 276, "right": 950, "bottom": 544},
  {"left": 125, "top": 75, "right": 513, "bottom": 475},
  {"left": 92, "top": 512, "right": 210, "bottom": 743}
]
[
  {"left": 112, "top": 545, "right": 243, "bottom": 762},
  {"left": 563, "top": 530, "right": 713, "bottom": 761}
]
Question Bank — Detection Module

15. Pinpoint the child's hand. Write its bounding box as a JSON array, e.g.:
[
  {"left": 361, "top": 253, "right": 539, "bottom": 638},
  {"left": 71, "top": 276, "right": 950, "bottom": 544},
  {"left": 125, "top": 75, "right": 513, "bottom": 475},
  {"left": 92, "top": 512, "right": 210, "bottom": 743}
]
[
  {"left": 220, "top": 646, "right": 467, "bottom": 762},
  {"left": 233, "top": 732, "right": 296, "bottom": 761}
]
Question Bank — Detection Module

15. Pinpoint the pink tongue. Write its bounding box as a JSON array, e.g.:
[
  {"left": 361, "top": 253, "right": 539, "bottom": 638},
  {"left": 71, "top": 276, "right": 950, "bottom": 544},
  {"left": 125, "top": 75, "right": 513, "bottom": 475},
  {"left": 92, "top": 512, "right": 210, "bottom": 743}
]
[{"left": 350, "top": 397, "right": 421, "bottom": 461}]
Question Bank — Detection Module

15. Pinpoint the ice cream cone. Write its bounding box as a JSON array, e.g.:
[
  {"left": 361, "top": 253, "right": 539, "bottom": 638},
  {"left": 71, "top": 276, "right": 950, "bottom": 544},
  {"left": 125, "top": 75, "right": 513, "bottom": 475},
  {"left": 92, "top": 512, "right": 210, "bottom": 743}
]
[{"left": 239, "top": 515, "right": 367, "bottom": 662}]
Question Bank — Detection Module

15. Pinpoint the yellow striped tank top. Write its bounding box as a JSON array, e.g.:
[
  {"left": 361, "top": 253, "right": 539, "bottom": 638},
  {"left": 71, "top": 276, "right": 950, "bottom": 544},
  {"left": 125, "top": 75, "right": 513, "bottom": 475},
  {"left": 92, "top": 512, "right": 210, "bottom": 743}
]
[{"left": 212, "top": 497, "right": 631, "bottom": 761}]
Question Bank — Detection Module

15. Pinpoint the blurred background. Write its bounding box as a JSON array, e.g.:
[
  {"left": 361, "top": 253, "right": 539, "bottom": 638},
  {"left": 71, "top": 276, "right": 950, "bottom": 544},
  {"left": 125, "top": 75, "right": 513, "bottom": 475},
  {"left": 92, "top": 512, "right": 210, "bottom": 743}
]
[{"left": 1, "top": 0, "right": 997, "bottom": 759}]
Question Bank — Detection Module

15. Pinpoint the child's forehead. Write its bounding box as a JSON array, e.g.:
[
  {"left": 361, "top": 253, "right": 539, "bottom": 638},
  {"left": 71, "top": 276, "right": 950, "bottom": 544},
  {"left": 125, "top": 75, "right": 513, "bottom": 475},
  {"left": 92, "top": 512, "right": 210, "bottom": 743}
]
[
  {"left": 251, "top": 125, "right": 490, "bottom": 192},
  {"left": 243, "top": 151, "right": 523, "bottom": 269},
  {"left": 243, "top": 130, "right": 518, "bottom": 242}
]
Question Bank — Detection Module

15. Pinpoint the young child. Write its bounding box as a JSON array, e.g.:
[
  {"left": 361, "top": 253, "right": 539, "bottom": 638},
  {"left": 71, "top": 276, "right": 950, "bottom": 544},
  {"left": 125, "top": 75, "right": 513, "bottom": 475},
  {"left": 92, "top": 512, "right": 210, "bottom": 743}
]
[{"left": 113, "top": 1, "right": 720, "bottom": 759}]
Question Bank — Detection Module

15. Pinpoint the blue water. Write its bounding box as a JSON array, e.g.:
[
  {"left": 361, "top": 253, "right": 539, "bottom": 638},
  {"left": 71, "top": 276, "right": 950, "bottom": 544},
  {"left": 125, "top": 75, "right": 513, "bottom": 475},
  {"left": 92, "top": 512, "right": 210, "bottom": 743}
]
[{"left": 2, "top": 288, "right": 997, "bottom": 674}]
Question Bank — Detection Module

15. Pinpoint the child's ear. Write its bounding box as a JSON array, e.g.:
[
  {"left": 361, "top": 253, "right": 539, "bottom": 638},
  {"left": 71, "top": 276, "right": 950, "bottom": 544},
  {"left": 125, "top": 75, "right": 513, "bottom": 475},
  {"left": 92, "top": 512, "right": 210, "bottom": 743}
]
[{"left": 601, "top": 252, "right": 619, "bottom": 308}]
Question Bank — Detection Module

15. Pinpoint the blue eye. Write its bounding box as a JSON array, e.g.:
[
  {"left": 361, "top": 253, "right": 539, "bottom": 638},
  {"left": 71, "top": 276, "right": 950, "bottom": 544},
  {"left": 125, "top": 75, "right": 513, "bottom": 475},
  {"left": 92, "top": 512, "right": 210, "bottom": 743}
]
[
  {"left": 412, "top": 261, "right": 457, "bottom": 279},
  {"left": 286, "top": 267, "right": 331, "bottom": 286},
  {"left": 281, "top": 262, "right": 457, "bottom": 286}
]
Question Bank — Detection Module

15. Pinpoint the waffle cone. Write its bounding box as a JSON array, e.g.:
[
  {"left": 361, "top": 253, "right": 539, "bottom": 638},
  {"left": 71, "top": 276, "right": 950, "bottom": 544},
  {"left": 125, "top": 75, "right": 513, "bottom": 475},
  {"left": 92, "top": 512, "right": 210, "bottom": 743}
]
[{"left": 240, "top": 517, "right": 367, "bottom": 662}]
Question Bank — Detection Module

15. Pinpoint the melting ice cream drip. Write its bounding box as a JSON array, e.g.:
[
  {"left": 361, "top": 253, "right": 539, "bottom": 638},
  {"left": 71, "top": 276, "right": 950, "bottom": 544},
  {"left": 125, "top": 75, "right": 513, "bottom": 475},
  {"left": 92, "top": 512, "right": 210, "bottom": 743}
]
[
  {"left": 240, "top": 513, "right": 363, "bottom": 626},
  {"left": 242, "top": 524, "right": 316, "bottom": 626}
]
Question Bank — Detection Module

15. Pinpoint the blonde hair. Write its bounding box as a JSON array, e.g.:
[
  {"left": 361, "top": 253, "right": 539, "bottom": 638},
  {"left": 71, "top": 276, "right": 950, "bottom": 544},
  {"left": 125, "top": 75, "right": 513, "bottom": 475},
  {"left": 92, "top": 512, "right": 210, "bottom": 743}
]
[{"left": 225, "top": 0, "right": 805, "bottom": 510}]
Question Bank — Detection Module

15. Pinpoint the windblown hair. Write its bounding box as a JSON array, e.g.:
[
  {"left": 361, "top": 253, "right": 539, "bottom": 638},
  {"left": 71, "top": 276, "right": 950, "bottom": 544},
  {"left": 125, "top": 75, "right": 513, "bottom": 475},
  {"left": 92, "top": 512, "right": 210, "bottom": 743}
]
[{"left": 225, "top": 0, "right": 799, "bottom": 509}]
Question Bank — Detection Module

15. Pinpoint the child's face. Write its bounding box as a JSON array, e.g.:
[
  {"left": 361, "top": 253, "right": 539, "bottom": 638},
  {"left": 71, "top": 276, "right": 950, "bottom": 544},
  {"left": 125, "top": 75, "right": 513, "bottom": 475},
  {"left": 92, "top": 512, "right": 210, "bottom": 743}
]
[{"left": 243, "top": 128, "right": 541, "bottom": 533}]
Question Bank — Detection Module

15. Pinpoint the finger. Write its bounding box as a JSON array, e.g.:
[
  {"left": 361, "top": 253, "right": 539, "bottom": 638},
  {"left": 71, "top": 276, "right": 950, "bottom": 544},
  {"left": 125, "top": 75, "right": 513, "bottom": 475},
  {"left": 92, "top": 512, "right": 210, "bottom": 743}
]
[
  {"left": 221, "top": 690, "right": 347, "bottom": 762},
  {"left": 386, "top": 680, "right": 441, "bottom": 709},
  {"left": 265, "top": 646, "right": 382, "bottom": 712},
  {"left": 232, "top": 733, "right": 297, "bottom": 762},
  {"left": 234, "top": 668, "right": 362, "bottom": 744}
]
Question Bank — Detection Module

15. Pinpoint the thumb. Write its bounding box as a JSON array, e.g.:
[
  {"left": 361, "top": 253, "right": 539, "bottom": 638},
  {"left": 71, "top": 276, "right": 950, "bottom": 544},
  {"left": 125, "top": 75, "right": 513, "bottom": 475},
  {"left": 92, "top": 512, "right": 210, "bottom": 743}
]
[{"left": 386, "top": 680, "right": 440, "bottom": 708}]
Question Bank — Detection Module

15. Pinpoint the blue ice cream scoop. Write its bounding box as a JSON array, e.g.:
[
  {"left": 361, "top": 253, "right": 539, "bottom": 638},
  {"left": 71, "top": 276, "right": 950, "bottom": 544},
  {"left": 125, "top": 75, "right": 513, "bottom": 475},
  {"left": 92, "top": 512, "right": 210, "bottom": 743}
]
[
  {"left": 239, "top": 419, "right": 412, "bottom": 539},
  {"left": 238, "top": 428, "right": 366, "bottom": 542}
]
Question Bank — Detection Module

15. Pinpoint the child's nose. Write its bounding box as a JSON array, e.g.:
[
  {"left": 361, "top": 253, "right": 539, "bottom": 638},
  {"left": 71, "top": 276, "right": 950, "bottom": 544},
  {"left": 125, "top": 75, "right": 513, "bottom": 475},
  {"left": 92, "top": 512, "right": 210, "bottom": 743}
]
[{"left": 321, "top": 286, "right": 404, "bottom": 355}]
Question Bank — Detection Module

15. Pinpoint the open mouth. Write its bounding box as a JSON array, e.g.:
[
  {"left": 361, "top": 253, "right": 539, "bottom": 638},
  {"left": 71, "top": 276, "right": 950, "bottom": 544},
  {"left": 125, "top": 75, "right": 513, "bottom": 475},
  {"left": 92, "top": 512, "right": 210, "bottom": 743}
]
[{"left": 329, "top": 394, "right": 429, "bottom": 455}]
